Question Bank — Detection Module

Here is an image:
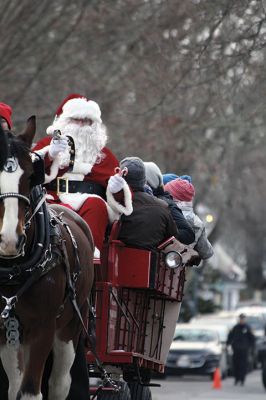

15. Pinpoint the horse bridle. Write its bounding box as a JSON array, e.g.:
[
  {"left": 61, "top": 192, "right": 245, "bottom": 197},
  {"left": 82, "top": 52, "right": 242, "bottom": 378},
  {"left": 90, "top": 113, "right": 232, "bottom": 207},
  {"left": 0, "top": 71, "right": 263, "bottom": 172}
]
[
  {"left": 0, "top": 175, "right": 31, "bottom": 258},
  {"left": 0, "top": 192, "right": 30, "bottom": 205},
  {"left": 0, "top": 191, "right": 45, "bottom": 259},
  {"left": 0, "top": 138, "right": 32, "bottom": 258}
]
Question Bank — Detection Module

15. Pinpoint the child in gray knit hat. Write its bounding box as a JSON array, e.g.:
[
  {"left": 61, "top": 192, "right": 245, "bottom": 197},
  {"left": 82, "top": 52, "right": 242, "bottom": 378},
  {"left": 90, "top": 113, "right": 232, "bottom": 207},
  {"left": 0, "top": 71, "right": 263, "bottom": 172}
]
[{"left": 120, "top": 157, "right": 146, "bottom": 191}]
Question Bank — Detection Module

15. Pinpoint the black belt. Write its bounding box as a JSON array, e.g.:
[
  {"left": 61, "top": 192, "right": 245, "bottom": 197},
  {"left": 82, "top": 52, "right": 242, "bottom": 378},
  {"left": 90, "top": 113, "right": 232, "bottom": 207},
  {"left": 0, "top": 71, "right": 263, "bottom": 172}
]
[{"left": 46, "top": 178, "right": 106, "bottom": 199}]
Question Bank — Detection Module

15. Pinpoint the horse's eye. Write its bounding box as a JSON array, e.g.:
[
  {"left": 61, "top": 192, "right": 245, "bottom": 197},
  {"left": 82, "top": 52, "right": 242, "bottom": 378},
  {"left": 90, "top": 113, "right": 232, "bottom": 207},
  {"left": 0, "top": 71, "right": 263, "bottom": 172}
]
[{"left": 4, "top": 157, "right": 18, "bottom": 173}]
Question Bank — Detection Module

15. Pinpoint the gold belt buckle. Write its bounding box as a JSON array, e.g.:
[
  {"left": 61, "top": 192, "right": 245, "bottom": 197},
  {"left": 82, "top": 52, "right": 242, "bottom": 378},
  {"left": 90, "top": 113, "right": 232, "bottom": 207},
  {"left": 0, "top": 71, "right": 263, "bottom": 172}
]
[{"left": 57, "top": 177, "right": 69, "bottom": 195}]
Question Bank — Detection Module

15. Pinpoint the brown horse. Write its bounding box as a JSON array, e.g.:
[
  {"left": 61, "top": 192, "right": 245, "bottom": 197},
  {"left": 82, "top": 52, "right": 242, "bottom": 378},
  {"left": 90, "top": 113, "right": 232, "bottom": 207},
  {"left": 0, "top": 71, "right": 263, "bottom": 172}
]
[{"left": 0, "top": 117, "right": 94, "bottom": 400}]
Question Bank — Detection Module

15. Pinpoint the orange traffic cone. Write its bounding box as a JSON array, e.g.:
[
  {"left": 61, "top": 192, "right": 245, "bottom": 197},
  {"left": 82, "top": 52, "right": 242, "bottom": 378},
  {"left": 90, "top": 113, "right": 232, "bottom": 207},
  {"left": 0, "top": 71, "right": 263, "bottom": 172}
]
[{"left": 212, "top": 367, "right": 222, "bottom": 389}]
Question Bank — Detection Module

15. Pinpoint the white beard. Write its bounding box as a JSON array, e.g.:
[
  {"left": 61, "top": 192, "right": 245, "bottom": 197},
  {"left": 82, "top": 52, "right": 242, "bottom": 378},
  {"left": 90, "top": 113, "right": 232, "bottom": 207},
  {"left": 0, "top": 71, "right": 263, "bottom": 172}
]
[{"left": 51, "top": 117, "right": 107, "bottom": 174}]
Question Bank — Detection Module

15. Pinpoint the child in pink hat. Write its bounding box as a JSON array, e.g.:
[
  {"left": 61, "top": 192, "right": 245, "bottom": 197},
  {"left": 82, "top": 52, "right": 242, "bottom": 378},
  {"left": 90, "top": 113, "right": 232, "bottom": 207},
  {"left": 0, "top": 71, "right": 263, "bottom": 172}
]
[
  {"left": 165, "top": 178, "right": 213, "bottom": 260},
  {"left": 165, "top": 178, "right": 195, "bottom": 202}
]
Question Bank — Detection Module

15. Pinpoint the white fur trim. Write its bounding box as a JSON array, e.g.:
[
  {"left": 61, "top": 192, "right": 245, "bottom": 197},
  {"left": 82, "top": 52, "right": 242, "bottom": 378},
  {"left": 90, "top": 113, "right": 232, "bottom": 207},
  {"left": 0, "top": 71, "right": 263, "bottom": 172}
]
[
  {"left": 34, "top": 146, "right": 61, "bottom": 184},
  {"left": 46, "top": 125, "right": 54, "bottom": 135},
  {"left": 72, "top": 161, "right": 93, "bottom": 175},
  {"left": 106, "top": 182, "right": 133, "bottom": 219},
  {"left": 35, "top": 145, "right": 50, "bottom": 159},
  {"left": 58, "top": 193, "right": 105, "bottom": 211},
  {"left": 46, "top": 194, "right": 55, "bottom": 201},
  {"left": 44, "top": 158, "right": 60, "bottom": 184},
  {"left": 62, "top": 98, "right": 102, "bottom": 123},
  {"left": 107, "top": 204, "right": 120, "bottom": 223}
]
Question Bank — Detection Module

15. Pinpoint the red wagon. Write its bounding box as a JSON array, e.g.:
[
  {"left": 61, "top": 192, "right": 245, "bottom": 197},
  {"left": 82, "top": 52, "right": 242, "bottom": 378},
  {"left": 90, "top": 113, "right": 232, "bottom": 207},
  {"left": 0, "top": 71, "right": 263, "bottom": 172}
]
[{"left": 87, "top": 223, "right": 196, "bottom": 399}]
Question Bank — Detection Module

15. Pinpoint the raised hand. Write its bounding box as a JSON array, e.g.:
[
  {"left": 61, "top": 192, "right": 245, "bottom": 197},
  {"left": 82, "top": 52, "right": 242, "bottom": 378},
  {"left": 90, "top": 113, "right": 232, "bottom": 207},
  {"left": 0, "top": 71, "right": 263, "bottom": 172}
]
[{"left": 48, "top": 136, "right": 68, "bottom": 160}]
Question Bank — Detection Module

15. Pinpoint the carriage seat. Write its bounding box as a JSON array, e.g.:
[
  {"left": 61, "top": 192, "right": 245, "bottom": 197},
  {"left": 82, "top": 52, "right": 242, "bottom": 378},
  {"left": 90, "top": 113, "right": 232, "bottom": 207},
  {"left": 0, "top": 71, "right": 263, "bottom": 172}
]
[
  {"left": 94, "top": 219, "right": 199, "bottom": 300},
  {"left": 94, "top": 220, "right": 156, "bottom": 287}
]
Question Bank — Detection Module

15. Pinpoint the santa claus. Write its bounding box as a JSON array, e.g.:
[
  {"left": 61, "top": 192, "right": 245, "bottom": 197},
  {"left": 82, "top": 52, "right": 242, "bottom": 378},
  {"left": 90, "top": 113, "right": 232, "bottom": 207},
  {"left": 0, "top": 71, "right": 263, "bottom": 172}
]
[{"left": 33, "top": 94, "right": 132, "bottom": 253}]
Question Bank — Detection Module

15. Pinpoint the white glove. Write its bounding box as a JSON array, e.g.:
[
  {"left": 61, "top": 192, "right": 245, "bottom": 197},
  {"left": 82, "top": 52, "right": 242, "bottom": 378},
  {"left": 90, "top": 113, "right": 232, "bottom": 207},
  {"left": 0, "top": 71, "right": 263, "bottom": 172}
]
[
  {"left": 48, "top": 137, "right": 68, "bottom": 160},
  {"left": 108, "top": 174, "right": 125, "bottom": 194}
]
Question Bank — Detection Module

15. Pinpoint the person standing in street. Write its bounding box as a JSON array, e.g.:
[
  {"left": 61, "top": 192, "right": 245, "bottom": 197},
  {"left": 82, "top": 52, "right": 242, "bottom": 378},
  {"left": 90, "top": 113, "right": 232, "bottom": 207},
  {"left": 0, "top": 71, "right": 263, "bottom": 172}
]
[{"left": 227, "top": 313, "right": 255, "bottom": 386}]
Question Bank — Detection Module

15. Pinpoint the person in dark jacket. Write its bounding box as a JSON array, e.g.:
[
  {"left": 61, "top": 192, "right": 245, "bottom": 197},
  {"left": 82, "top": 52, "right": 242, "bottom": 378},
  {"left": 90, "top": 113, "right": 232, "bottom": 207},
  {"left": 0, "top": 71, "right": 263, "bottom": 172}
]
[
  {"left": 118, "top": 157, "right": 178, "bottom": 251},
  {"left": 227, "top": 314, "right": 255, "bottom": 385},
  {"left": 144, "top": 161, "right": 195, "bottom": 245}
]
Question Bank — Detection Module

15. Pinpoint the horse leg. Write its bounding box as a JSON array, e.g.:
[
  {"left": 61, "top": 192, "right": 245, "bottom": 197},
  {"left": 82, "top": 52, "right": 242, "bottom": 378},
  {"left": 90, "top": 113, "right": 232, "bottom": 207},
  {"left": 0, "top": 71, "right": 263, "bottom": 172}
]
[
  {"left": 0, "top": 357, "right": 9, "bottom": 400},
  {"left": 48, "top": 334, "right": 76, "bottom": 400},
  {"left": 17, "top": 329, "right": 55, "bottom": 400},
  {"left": 1, "top": 344, "right": 23, "bottom": 400}
]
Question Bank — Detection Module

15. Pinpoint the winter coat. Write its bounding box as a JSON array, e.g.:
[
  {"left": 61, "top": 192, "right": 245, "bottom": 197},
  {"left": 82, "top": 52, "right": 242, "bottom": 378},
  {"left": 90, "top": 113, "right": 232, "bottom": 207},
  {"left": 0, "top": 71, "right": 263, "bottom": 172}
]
[
  {"left": 152, "top": 188, "right": 195, "bottom": 245},
  {"left": 32, "top": 137, "right": 133, "bottom": 222},
  {"left": 227, "top": 323, "right": 255, "bottom": 351},
  {"left": 174, "top": 200, "right": 214, "bottom": 260},
  {"left": 33, "top": 137, "right": 118, "bottom": 202},
  {"left": 118, "top": 190, "right": 178, "bottom": 251}
]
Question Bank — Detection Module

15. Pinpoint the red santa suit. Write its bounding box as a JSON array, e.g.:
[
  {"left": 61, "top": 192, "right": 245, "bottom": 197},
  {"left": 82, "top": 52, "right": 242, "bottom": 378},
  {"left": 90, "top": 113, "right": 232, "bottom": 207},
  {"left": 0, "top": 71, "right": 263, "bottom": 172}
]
[{"left": 33, "top": 94, "right": 132, "bottom": 252}]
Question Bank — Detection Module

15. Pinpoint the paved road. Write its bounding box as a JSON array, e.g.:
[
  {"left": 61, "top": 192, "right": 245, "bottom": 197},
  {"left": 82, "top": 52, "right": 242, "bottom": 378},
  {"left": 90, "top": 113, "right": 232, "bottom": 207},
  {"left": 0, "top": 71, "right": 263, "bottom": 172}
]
[{"left": 150, "top": 370, "right": 265, "bottom": 400}]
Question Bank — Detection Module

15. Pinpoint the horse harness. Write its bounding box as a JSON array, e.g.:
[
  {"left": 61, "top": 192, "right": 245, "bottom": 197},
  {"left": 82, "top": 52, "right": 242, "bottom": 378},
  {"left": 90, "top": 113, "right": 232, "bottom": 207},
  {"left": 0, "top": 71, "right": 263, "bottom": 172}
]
[{"left": 0, "top": 186, "right": 84, "bottom": 331}]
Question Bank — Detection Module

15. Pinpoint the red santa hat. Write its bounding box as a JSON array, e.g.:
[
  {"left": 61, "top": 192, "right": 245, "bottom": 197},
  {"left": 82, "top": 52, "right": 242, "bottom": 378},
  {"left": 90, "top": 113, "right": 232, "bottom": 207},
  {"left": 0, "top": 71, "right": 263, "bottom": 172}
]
[
  {"left": 47, "top": 93, "right": 102, "bottom": 134},
  {"left": 0, "top": 102, "right": 13, "bottom": 129},
  {"left": 165, "top": 178, "right": 195, "bottom": 202}
]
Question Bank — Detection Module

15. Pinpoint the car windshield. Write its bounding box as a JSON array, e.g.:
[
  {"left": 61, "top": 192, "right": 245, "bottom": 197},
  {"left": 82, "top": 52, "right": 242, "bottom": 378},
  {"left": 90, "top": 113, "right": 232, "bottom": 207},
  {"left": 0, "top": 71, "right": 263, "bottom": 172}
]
[
  {"left": 174, "top": 328, "right": 217, "bottom": 343},
  {"left": 245, "top": 316, "right": 264, "bottom": 330},
  {"left": 200, "top": 325, "right": 227, "bottom": 342}
]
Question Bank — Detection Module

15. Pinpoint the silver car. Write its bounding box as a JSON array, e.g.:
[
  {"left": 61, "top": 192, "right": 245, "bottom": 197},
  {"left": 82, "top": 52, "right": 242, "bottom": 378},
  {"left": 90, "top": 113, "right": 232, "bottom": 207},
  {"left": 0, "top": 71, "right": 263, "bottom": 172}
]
[{"left": 165, "top": 324, "right": 228, "bottom": 378}]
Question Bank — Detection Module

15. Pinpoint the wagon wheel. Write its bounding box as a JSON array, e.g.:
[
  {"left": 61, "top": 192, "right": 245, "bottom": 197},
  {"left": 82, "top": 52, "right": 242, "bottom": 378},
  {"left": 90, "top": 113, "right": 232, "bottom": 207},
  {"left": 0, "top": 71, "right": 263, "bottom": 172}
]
[
  {"left": 97, "top": 381, "right": 131, "bottom": 399},
  {"left": 128, "top": 383, "right": 152, "bottom": 400}
]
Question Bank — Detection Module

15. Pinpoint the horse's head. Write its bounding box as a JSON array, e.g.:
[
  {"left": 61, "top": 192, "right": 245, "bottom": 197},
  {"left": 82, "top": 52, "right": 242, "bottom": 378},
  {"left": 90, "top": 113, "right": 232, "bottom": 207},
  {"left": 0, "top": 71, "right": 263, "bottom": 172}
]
[{"left": 0, "top": 117, "right": 36, "bottom": 257}]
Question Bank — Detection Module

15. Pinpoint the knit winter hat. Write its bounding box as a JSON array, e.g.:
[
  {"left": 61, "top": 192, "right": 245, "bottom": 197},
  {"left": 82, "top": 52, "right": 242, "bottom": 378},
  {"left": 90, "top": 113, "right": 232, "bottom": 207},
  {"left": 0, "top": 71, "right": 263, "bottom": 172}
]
[
  {"left": 163, "top": 173, "right": 179, "bottom": 185},
  {"left": 179, "top": 175, "right": 192, "bottom": 183},
  {"left": 0, "top": 102, "right": 12, "bottom": 129},
  {"left": 120, "top": 157, "right": 146, "bottom": 190},
  {"left": 162, "top": 173, "right": 192, "bottom": 184},
  {"left": 165, "top": 178, "right": 195, "bottom": 202},
  {"left": 144, "top": 162, "right": 163, "bottom": 189}
]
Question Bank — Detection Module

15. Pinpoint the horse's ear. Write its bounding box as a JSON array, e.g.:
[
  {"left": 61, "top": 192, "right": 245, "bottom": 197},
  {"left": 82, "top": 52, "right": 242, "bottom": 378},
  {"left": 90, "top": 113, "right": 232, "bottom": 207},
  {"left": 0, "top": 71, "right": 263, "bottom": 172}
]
[{"left": 18, "top": 116, "right": 36, "bottom": 147}]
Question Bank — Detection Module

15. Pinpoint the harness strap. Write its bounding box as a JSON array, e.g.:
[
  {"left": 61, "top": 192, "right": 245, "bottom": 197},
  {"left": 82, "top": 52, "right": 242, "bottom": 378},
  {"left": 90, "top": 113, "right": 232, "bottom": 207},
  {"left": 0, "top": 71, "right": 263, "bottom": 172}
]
[
  {"left": 59, "top": 221, "right": 118, "bottom": 392},
  {"left": 24, "top": 192, "right": 47, "bottom": 229},
  {"left": 0, "top": 263, "right": 46, "bottom": 319}
]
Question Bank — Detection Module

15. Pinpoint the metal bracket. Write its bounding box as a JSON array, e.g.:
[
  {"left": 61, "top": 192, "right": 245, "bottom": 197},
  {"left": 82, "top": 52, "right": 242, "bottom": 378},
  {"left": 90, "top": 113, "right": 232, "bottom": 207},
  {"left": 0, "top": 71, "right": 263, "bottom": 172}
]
[{"left": 1, "top": 295, "right": 18, "bottom": 319}]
